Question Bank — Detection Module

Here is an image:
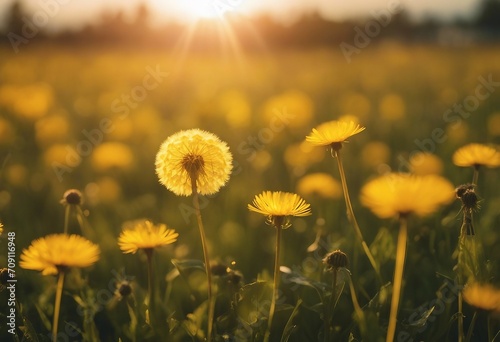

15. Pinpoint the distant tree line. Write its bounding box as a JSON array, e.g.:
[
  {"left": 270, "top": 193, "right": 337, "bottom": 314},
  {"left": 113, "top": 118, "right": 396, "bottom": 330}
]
[{"left": 1, "top": 0, "right": 500, "bottom": 51}]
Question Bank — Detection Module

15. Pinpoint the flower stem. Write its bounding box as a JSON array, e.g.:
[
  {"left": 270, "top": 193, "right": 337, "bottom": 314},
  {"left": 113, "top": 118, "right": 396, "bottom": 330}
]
[
  {"left": 472, "top": 166, "right": 479, "bottom": 186},
  {"left": 458, "top": 292, "right": 464, "bottom": 342},
  {"left": 63, "top": 205, "right": 70, "bottom": 234},
  {"left": 264, "top": 225, "right": 282, "bottom": 342},
  {"left": 386, "top": 216, "right": 408, "bottom": 342},
  {"left": 457, "top": 209, "right": 470, "bottom": 342},
  {"left": 76, "top": 206, "right": 90, "bottom": 236},
  {"left": 145, "top": 249, "right": 155, "bottom": 322},
  {"left": 324, "top": 268, "right": 338, "bottom": 342},
  {"left": 346, "top": 270, "right": 366, "bottom": 333},
  {"left": 52, "top": 272, "right": 65, "bottom": 342},
  {"left": 191, "top": 179, "right": 214, "bottom": 342},
  {"left": 334, "top": 149, "right": 381, "bottom": 283}
]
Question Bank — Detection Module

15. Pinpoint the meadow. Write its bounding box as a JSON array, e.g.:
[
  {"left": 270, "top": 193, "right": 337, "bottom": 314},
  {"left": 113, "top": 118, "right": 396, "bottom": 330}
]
[{"left": 0, "top": 40, "right": 500, "bottom": 341}]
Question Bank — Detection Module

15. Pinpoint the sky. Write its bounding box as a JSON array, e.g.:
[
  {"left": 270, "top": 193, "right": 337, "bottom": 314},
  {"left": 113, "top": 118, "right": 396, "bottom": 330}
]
[{"left": 0, "top": 0, "right": 481, "bottom": 31}]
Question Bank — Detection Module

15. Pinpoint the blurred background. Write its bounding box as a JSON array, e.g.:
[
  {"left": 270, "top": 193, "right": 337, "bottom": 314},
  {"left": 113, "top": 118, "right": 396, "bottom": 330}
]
[{"left": 0, "top": 0, "right": 500, "bottom": 339}]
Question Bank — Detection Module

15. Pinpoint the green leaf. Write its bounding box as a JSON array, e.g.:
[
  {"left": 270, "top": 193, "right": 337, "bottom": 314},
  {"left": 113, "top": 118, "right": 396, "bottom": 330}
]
[
  {"left": 34, "top": 304, "right": 51, "bottom": 331},
  {"left": 239, "top": 281, "right": 270, "bottom": 303},
  {"left": 171, "top": 259, "right": 206, "bottom": 276},
  {"left": 365, "top": 282, "right": 391, "bottom": 310},
  {"left": 280, "top": 269, "right": 326, "bottom": 308},
  {"left": 407, "top": 306, "right": 435, "bottom": 328},
  {"left": 170, "top": 258, "right": 207, "bottom": 299},
  {"left": 127, "top": 301, "right": 138, "bottom": 341},
  {"left": 237, "top": 281, "right": 271, "bottom": 325},
  {"left": 18, "top": 313, "right": 40, "bottom": 342},
  {"left": 280, "top": 299, "right": 302, "bottom": 342}
]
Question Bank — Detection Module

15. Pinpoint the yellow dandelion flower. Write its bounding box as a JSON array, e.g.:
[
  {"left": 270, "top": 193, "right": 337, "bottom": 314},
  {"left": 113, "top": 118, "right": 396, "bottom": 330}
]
[
  {"left": 296, "top": 173, "right": 342, "bottom": 200},
  {"left": 91, "top": 142, "right": 134, "bottom": 171},
  {"left": 118, "top": 220, "right": 179, "bottom": 254},
  {"left": 487, "top": 112, "right": 500, "bottom": 136},
  {"left": 452, "top": 143, "right": 500, "bottom": 168},
  {"left": 155, "top": 129, "right": 233, "bottom": 196},
  {"left": 262, "top": 90, "right": 314, "bottom": 129},
  {"left": 379, "top": 93, "right": 406, "bottom": 120},
  {"left": 306, "top": 120, "right": 365, "bottom": 148},
  {"left": 218, "top": 89, "right": 251, "bottom": 129},
  {"left": 409, "top": 152, "right": 444, "bottom": 175},
  {"left": 20, "top": 234, "right": 100, "bottom": 275},
  {"left": 35, "top": 115, "right": 70, "bottom": 147},
  {"left": 284, "top": 141, "right": 325, "bottom": 168},
  {"left": 248, "top": 191, "right": 311, "bottom": 228},
  {"left": 361, "top": 141, "right": 391, "bottom": 169},
  {"left": 248, "top": 191, "right": 311, "bottom": 339},
  {"left": 463, "top": 282, "right": 500, "bottom": 312},
  {"left": 340, "top": 92, "right": 371, "bottom": 119},
  {"left": 94, "top": 177, "right": 122, "bottom": 204},
  {"left": 1, "top": 83, "right": 53, "bottom": 120},
  {"left": 43, "top": 144, "right": 81, "bottom": 168},
  {"left": 5, "top": 164, "right": 28, "bottom": 187},
  {"left": 360, "top": 173, "right": 455, "bottom": 219}
]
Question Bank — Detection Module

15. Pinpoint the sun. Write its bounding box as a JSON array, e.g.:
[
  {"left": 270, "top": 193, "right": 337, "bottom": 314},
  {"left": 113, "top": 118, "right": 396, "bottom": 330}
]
[
  {"left": 184, "top": 1, "right": 218, "bottom": 20},
  {"left": 176, "top": 0, "right": 234, "bottom": 21}
]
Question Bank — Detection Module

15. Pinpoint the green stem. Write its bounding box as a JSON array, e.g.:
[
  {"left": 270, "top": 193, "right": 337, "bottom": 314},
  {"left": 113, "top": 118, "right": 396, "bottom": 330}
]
[
  {"left": 458, "top": 292, "right": 464, "bottom": 342},
  {"left": 52, "top": 272, "right": 65, "bottom": 342},
  {"left": 63, "top": 205, "right": 70, "bottom": 234},
  {"left": 457, "top": 210, "right": 469, "bottom": 342},
  {"left": 334, "top": 148, "right": 382, "bottom": 284},
  {"left": 191, "top": 179, "right": 214, "bottom": 342},
  {"left": 145, "top": 249, "right": 155, "bottom": 321},
  {"left": 472, "top": 166, "right": 479, "bottom": 186},
  {"left": 386, "top": 216, "right": 408, "bottom": 342},
  {"left": 346, "top": 270, "right": 365, "bottom": 333},
  {"left": 325, "top": 269, "right": 339, "bottom": 342},
  {"left": 264, "top": 225, "right": 282, "bottom": 342},
  {"left": 76, "top": 206, "right": 89, "bottom": 236}
]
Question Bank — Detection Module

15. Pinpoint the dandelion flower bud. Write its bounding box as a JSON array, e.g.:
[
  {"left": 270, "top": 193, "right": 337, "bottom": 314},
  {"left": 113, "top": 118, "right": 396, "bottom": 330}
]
[
  {"left": 117, "top": 282, "right": 132, "bottom": 297},
  {"left": 323, "top": 250, "right": 348, "bottom": 270},
  {"left": 455, "top": 184, "right": 480, "bottom": 212},
  {"left": 61, "top": 189, "right": 83, "bottom": 206}
]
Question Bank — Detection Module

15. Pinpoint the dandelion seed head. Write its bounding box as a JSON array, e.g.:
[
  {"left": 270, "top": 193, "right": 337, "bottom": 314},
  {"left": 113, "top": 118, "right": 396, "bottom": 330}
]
[{"left": 155, "top": 129, "right": 232, "bottom": 196}]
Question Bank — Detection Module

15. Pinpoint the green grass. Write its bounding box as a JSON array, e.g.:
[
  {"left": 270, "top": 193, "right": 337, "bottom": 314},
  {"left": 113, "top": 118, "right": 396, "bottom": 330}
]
[{"left": 0, "top": 42, "right": 499, "bottom": 341}]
